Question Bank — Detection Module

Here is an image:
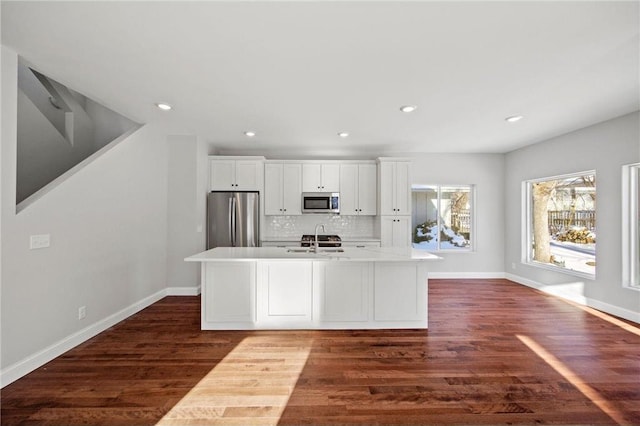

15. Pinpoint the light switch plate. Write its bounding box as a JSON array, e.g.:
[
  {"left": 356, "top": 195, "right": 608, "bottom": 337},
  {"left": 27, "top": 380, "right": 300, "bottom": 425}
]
[{"left": 30, "top": 234, "right": 50, "bottom": 249}]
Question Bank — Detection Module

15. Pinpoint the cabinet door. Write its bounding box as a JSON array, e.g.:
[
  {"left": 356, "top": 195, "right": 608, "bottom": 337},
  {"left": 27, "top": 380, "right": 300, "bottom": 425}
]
[
  {"left": 394, "top": 162, "right": 410, "bottom": 215},
  {"left": 358, "top": 164, "right": 377, "bottom": 215},
  {"left": 380, "top": 216, "right": 394, "bottom": 247},
  {"left": 259, "top": 262, "right": 312, "bottom": 323},
  {"left": 378, "top": 161, "right": 395, "bottom": 215},
  {"left": 320, "top": 164, "right": 340, "bottom": 192},
  {"left": 282, "top": 163, "right": 302, "bottom": 215},
  {"left": 235, "top": 160, "right": 261, "bottom": 190},
  {"left": 319, "top": 263, "right": 369, "bottom": 322},
  {"left": 210, "top": 160, "right": 236, "bottom": 190},
  {"left": 392, "top": 216, "right": 411, "bottom": 247},
  {"left": 339, "top": 164, "right": 358, "bottom": 215},
  {"left": 264, "top": 163, "right": 284, "bottom": 215},
  {"left": 302, "top": 164, "right": 322, "bottom": 192}
]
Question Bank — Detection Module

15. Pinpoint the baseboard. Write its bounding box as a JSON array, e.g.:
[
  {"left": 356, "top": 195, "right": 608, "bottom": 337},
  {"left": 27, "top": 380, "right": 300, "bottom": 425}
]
[
  {"left": 0, "top": 288, "right": 167, "bottom": 388},
  {"left": 429, "top": 272, "right": 506, "bottom": 279},
  {"left": 166, "top": 286, "right": 201, "bottom": 296},
  {"left": 505, "top": 273, "right": 640, "bottom": 324}
]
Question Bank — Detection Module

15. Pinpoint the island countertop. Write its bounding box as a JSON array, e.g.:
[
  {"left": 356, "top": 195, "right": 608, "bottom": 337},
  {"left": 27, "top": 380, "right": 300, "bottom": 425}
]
[{"left": 185, "top": 246, "right": 441, "bottom": 262}]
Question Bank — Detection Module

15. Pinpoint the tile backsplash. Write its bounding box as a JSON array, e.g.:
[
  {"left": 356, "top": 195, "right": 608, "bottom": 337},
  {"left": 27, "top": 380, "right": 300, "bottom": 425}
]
[{"left": 263, "top": 215, "right": 376, "bottom": 239}]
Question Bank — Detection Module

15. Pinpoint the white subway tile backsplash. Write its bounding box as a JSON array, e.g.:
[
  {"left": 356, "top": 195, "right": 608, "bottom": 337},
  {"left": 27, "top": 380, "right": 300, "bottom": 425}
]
[{"left": 264, "top": 215, "right": 376, "bottom": 239}]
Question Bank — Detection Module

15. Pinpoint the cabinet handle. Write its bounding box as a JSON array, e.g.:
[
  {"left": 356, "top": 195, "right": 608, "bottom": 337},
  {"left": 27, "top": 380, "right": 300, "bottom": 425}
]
[{"left": 284, "top": 209, "right": 287, "bottom": 212}]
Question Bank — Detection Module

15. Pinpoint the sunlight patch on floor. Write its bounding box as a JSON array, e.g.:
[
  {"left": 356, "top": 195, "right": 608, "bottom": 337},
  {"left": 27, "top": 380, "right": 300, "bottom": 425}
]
[
  {"left": 516, "top": 334, "right": 628, "bottom": 425},
  {"left": 156, "top": 335, "right": 312, "bottom": 425}
]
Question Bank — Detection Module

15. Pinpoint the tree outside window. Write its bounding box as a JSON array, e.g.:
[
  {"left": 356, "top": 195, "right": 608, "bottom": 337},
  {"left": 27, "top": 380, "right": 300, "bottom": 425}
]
[
  {"left": 412, "top": 185, "right": 473, "bottom": 251},
  {"left": 526, "top": 172, "right": 596, "bottom": 277}
]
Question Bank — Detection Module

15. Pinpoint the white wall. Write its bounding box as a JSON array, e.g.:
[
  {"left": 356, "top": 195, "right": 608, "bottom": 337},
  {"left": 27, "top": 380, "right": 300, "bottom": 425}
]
[
  {"left": 504, "top": 112, "right": 640, "bottom": 321},
  {"left": 166, "top": 135, "right": 205, "bottom": 290},
  {"left": 410, "top": 153, "right": 506, "bottom": 276},
  {"left": 1, "top": 47, "right": 170, "bottom": 383}
]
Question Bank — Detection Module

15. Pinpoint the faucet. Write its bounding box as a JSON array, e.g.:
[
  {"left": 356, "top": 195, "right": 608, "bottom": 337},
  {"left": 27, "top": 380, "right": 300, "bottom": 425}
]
[{"left": 313, "top": 224, "right": 326, "bottom": 253}]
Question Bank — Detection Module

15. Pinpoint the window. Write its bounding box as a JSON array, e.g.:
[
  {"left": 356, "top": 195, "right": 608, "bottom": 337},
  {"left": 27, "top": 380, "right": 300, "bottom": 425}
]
[
  {"left": 622, "top": 163, "right": 639, "bottom": 289},
  {"left": 524, "top": 171, "right": 596, "bottom": 278},
  {"left": 412, "top": 185, "right": 474, "bottom": 251}
]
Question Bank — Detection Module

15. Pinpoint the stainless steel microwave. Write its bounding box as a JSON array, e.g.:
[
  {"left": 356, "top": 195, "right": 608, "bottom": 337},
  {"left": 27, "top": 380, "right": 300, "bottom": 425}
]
[{"left": 301, "top": 192, "right": 340, "bottom": 214}]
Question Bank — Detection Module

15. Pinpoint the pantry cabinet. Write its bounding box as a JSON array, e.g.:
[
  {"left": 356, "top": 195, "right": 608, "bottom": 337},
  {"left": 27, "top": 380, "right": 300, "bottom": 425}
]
[
  {"left": 339, "top": 163, "right": 377, "bottom": 215},
  {"left": 209, "top": 157, "right": 264, "bottom": 191},
  {"left": 302, "top": 163, "right": 340, "bottom": 192},
  {"left": 264, "top": 163, "right": 302, "bottom": 215},
  {"left": 378, "top": 160, "right": 410, "bottom": 215}
]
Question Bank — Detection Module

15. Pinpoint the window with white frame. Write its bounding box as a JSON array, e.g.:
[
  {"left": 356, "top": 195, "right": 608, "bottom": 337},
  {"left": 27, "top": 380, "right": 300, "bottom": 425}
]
[
  {"left": 524, "top": 171, "right": 596, "bottom": 278},
  {"left": 412, "top": 185, "right": 474, "bottom": 251},
  {"left": 622, "top": 163, "right": 639, "bottom": 289}
]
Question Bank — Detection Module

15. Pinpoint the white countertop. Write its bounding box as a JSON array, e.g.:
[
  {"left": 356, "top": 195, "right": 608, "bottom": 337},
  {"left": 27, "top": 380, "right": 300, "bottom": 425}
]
[{"left": 185, "top": 246, "right": 441, "bottom": 262}]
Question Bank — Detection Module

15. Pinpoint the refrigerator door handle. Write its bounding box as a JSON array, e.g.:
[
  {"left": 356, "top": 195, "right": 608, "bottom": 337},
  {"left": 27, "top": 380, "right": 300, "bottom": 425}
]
[{"left": 231, "top": 196, "right": 237, "bottom": 246}]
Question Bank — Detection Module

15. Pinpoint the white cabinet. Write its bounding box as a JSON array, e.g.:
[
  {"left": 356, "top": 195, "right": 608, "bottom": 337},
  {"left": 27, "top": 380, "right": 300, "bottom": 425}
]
[
  {"left": 302, "top": 163, "right": 340, "bottom": 192},
  {"left": 381, "top": 216, "right": 411, "bottom": 247},
  {"left": 339, "top": 163, "right": 377, "bottom": 215},
  {"left": 316, "top": 262, "right": 369, "bottom": 322},
  {"left": 209, "top": 157, "right": 264, "bottom": 191},
  {"left": 257, "top": 261, "right": 313, "bottom": 325},
  {"left": 264, "top": 163, "right": 302, "bottom": 215},
  {"left": 378, "top": 160, "right": 410, "bottom": 215},
  {"left": 202, "top": 262, "right": 256, "bottom": 323}
]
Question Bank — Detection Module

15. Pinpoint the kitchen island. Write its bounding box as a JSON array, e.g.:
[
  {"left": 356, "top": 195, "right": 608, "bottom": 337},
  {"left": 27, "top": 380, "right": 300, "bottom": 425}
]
[{"left": 185, "top": 246, "right": 440, "bottom": 330}]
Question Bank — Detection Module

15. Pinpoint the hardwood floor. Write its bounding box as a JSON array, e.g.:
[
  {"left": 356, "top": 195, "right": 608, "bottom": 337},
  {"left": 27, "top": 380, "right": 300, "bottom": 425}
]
[{"left": 2, "top": 279, "right": 639, "bottom": 425}]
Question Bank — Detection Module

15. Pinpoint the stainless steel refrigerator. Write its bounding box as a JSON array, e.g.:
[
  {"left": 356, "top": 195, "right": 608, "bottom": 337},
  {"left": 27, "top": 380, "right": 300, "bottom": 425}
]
[{"left": 207, "top": 191, "right": 260, "bottom": 249}]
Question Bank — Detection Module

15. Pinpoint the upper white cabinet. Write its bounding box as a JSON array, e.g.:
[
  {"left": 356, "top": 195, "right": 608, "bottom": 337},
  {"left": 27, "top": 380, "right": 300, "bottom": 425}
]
[
  {"left": 378, "top": 159, "right": 411, "bottom": 215},
  {"left": 264, "top": 162, "right": 302, "bottom": 215},
  {"left": 209, "top": 157, "right": 264, "bottom": 191},
  {"left": 339, "top": 163, "right": 377, "bottom": 215},
  {"left": 302, "top": 163, "right": 340, "bottom": 192}
]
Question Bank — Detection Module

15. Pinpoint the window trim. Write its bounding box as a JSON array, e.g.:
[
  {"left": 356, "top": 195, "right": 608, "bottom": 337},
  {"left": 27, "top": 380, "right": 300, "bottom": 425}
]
[
  {"left": 522, "top": 170, "right": 596, "bottom": 280},
  {"left": 622, "top": 163, "right": 640, "bottom": 290},
  {"left": 411, "top": 184, "right": 475, "bottom": 252}
]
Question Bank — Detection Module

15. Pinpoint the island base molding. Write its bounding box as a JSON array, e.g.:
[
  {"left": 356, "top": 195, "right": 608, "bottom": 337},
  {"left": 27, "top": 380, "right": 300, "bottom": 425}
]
[{"left": 200, "top": 260, "right": 428, "bottom": 330}]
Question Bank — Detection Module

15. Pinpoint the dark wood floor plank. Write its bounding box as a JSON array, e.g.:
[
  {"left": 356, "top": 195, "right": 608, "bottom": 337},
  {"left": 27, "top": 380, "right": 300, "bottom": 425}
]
[{"left": 2, "top": 279, "right": 639, "bottom": 425}]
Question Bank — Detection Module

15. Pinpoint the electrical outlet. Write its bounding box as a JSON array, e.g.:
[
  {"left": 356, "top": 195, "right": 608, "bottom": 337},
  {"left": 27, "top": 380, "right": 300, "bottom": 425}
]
[
  {"left": 511, "top": 262, "right": 516, "bottom": 270},
  {"left": 78, "top": 306, "right": 86, "bottom": 320},
  {"left": 30, "top": 234, "right": 50, "bottom": 249}
]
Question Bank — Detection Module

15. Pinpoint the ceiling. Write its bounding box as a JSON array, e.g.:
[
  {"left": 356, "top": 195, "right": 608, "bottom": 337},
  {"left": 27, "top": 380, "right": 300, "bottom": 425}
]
[{"left": 2, "top": 1, "right": 639, "bottom": 157}]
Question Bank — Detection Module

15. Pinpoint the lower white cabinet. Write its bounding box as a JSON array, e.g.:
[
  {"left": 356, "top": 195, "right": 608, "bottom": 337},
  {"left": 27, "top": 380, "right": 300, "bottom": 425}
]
[
  {"left": 200, "top": 260, "right": 428, "bottom": 330},
  {"left": 381, "top": 216, "right": 411, "bottom": 247}
]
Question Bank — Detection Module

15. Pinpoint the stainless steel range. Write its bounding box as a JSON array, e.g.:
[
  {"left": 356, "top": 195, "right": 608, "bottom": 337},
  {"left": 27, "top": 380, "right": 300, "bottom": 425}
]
[{"left": 300, "top": 234, "right": 342, "bottom": 248}]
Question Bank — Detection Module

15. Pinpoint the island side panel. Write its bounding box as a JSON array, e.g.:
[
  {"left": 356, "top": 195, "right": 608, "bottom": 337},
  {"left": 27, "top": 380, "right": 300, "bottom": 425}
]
[
  {"left": 373, "top": 262, "right": 428, "bottom": 328},
  {"left": 201, "top": 261, "right": 257, "bottom": 329}
]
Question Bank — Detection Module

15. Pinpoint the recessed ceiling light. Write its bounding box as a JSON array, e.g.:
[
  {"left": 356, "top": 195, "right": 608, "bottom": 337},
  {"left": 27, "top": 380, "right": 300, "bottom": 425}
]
[
  {"left": 338, "top": 132, "right": 349, "bottom": 138},
  {"left": 505, "top": 115, "right": 523, "bottom": 123},
  {"left": 244, "top": 131, "right": 256, "bottom": 137},
  {"left": 400, "top": 105, "right": 417, "bottom": 113},
  {"left": 155, "top": 102, "right": 172, "bottom": 111}
]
